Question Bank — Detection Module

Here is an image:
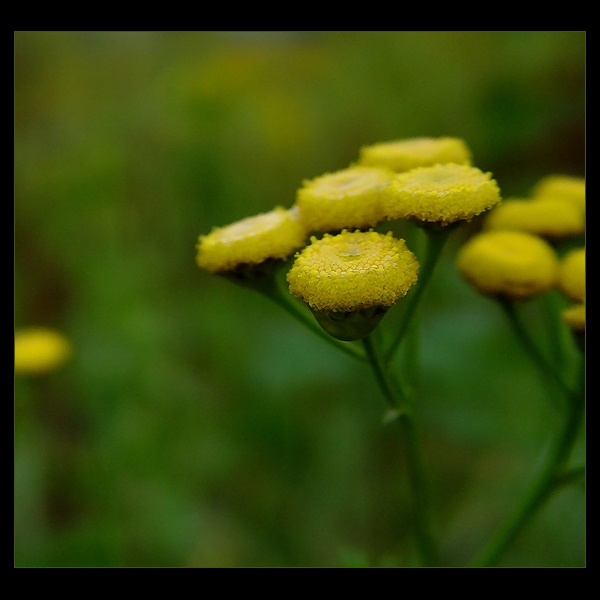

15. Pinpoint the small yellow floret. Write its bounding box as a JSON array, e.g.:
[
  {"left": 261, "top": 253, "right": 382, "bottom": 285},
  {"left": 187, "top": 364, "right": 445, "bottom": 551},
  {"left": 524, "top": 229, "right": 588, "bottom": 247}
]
[
  {"left": 383, "top": 163, "right": 501, "bottom": 225},
  {"left": 295, "top": 166, "right": 393, "bottom": 233},
  {"left": 287, "top": 230, "right": 419, "bottom": 312},
  {"left": 358, "top": 137, "right": 472, "bottom": 172},
  {"left": 15, "top": 328, "right": 71, "bottom": 375},
  {"left": 532, "top": 175, "right": 585, "bottom": 214},
  {"left": 196, "top": 207, "right": 308, "bottom": 273},
  {"left": 558, "top": 248, "right": 585, "bottom": 302},
  {"left": 562, "top": 303, "right": 585, "bottom": 331},
  {"left": 485, "top": 197, "right": 584, "bottom": 238},
  {"left": 456, "top": 230, "right": 558, "bottom": 300}
]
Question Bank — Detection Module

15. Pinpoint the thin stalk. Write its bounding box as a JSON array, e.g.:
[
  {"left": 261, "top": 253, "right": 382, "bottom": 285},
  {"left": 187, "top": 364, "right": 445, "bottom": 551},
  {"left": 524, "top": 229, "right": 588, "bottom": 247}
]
[
  {"left": 471, "top": 362, "right": 585, "bottom": 567},
  {"left": 259, "top": 278, "right": 366, "bottom": 362},
  {"left": 497, "top": 298, "right": 575, "bottom": 406},
  {"left": 385, "top": 227, "right": 452, "bottom": 365},
  {"left": 362, "top": 335, "right": 439, "bottom": 567}
]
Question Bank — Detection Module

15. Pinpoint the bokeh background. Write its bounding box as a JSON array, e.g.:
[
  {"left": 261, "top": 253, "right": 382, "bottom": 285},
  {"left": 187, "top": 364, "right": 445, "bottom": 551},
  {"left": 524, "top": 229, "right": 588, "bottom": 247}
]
[{"left": 14, "top": 31, "right": 585, "bottom": 567}]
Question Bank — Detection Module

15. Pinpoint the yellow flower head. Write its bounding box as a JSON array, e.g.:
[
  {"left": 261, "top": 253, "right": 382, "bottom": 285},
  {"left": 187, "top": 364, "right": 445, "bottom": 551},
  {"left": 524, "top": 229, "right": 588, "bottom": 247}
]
[
  {"left": 295, "top": 166, "right": 393, "bottom": 233},
  {"left": 558, "top": 248, "right": 585, "bottom": 302},
  {"left": 562, "top": 303, "right": 585, "bottom": 332},
  {"left": 287, "top": 230, "right": 419, "bottom": 313},
  {"left": 456, "top": 230, "right": 558, "bottom": 300},
  {"left": 196, "top": 206, "right": 308, "bottom": 273},
  {"left": 15, "top": 327, "right": 72, "bottom": 375},
  {"left": 485, "top": 197, "right": 584, "bottom": 238},
  {"left": 532, "top": 175, "right": 586, "bottom": 214},
  {"left": 382, "top": 163, "right": 501, "bottom": 225},
  {"left": 358, "top": 137, "right": 472, "bottom": 172}
]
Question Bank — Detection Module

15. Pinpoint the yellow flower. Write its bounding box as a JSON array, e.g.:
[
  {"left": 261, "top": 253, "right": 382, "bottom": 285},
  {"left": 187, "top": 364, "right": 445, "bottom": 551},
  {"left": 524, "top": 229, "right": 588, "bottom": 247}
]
[
  {"left": 287, "top": 230, "right": 419, "bottom": 313},
  {"left": 382, "top": 163, "right": 501, "bottom": 225},
  {"left": 532, "top": 175, "right": 585, "bottom": 214},
  {"left": 456, "top": 230, "right": 558, "bottom": 300},
  {"left": 295, "top": 166, "right": 393, "bottom": 233},
  {"left": 557, "top": 248, "right": 585, "bottom": 302},
  {"left": 196, "top": 206, "right": 307, "bottom": 273},
  {"left": 358, "top": 137, "right": 472, "bottom": 172},
  {"left": 15, "top": 327, "right": 72, "bottom": 375},
  {"left": 562, "top": 303, "right": 585, "bottom": 332},
  {"left": 484, "top": 197, "right": 584, "bottom": 238}
]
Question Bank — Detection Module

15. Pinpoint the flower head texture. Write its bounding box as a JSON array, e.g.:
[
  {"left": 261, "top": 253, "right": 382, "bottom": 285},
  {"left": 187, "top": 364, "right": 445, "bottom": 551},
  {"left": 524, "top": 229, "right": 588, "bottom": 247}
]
[
  {"left": 295, "top": 166, "right": 393, "bottom": 233},
  {"left": 558, "top": 248, "right": 585, "bottom": 302},
  {"left": 382, "top": 163, "right": 501, "bottom": 225},
  {"left": 196, "top": 207, "right": 307, "bottom": 273},
  {"left": 485, "top": 198, "right": 584, "bottom": 238},
  {"left": 456, "top": 230, "right": 558, "bottom": 300},
  {"left": 15, "top": 327, "right": 72, "bottom": 375},
  {"left": 532, "top": 175, "right": 585, "bottom": 214},
  {"left": 358, "top": 137, "right": 472, "bottom": 172},
  {"left": 287, "top": 230, "right": 419, "bottom": 312}
]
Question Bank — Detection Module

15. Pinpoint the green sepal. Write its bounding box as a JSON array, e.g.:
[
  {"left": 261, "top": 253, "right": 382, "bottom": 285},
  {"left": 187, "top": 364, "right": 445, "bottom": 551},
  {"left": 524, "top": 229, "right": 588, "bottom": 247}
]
[{"left": 311, "top": 306, "right": 388, "bottom": 341}]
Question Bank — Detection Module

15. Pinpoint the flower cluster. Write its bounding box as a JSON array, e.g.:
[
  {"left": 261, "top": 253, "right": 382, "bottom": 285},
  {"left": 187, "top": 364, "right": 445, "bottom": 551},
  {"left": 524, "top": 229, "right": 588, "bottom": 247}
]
[{"left": 196, "top": 136, "right": 502, "bottom": 337}]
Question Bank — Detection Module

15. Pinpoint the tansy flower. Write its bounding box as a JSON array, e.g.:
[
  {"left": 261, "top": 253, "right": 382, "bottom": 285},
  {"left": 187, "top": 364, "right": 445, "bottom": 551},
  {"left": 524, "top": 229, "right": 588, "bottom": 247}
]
[
  {"left": 484, "top": 197, "right": 584, "bottom": 238},
  {"left": 295, "top": 166, "right": 393, "bottom": 233},
  {"left": 287, "top": 230, "right": 419, "bottom": 340},
  {"left": 382, "top": 163, "right": 501, "bottom": 225},
  {"left": 562, "top": 303, "right": 585, "bottom": 332},
  {"left": 557, "top": 248, "right": 585, "bottom": 302},
  {"left": 196, "top": 206, "right": 307, "bottom": 274},
  {"left": 532, "top": 175, "right": 585, "bottom": 214},
  {"left": 15, "top": 327, "right": 72, "bottom": 375},
  {"left": 358, "top": 137, "right": 472, "bottom": 172},
  {"left": 456, "top": 230, "right": 558, "bottom": 300}
]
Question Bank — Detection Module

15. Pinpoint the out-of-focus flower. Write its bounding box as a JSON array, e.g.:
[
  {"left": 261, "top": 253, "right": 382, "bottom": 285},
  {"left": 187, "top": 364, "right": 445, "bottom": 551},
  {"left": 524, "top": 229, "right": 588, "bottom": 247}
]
[
  {"left": 196, "top": 207, "right": 307, "bottom": 274},
  {"left": 562, "top": 303, "right": 585, "bottom": 331},
  {"left": 532, "top": 175, "right": 585, "bottom": 215},
  {"left": 456, "top": 230, "right": 558, "bottom": 300},
  {"left": 485, "top": 197, "right": 584, "bottom": 238},
  {"left": 358, "top": 137, "right": 472, "bottom": 172},
  {"left": 15, "top": 327, "right": 72, "bottom": 375},
  {"left": 557, "top": 248, "right": 585, "bottom": 302},
  {"left": 287, "top": 230, "right": 419, "bottom": 312},
  {"left": 295, "top": 166, "right": 393, "bottom": 233},
  {"left": 382, "top": 163, "right": 501, "bottom": 226}
]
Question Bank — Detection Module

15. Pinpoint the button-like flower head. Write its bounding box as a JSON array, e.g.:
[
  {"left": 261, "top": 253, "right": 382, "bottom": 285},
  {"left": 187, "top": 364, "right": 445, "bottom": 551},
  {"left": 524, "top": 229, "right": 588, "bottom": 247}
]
[
  {"left": 563, "top": 303, "right": 585, "bottom": 332},
  {"left": 196, "top": 207, "right": 307, "bottom": 274},
  {"left": 358, "top": 137, "right": 472, "bottom": 172},
  {"left": 287, "top": 230, "right": 419, "bottom": 313},
  {"left": 485, "top": 197, "right": 584, "bottom": 238},
  {"left": 456, "top": 230, "right": 558, "bottom": 300},
  {"left": 382, "top": 163, "right": 501, "bottom": 226},
  {"left": 15, "top": 327, "right": 72, "bottom": 375},
  {"left": 295, "top": 166, "right": 393, "bottom": 233},
  {"left": 558, "top": 248, "right": 585, "bottom": 302},
  {"left": 532, "top": 175, "right": 585, "bottom": 215}
]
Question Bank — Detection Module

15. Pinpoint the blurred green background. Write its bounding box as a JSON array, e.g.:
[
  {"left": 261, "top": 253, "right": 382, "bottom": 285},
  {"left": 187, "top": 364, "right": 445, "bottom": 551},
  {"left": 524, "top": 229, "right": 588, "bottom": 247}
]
[{"left": 14, "top": 31, "right": 585, "bottom": 567}]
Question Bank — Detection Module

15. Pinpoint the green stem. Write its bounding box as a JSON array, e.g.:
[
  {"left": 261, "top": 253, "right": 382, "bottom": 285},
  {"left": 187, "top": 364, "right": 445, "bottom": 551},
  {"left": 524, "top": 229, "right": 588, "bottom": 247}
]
[
  {"left": 471, "top": 365, "right": 585, "bottom": 567},
  {"left": 258, "top": 277, "right": 366, "bottom": 362},
  {"left": 385, "top": 226, "right": 452, "bottom": 365},
  {"left": 497, "top": 298, "right": 575, "bottom": 406},
  {"left": 362, "top": 335, "right": 439, "bottom": 567}
]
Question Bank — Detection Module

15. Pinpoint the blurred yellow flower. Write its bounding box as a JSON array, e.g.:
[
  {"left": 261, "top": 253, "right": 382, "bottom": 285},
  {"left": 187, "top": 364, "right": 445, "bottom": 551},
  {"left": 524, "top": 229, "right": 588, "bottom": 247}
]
[
  {"left": 382, "top": 163, "right": 501, "bottom": 225},
  {"left": 358, "top": 137, "right": 472, "bottom": 172},
  {"left": 557, "top": 248, "right": 585, "bottom": 302},
  {"left": 196, "top": 207, "right": 307, "bottom": 273},
  {"left": 295, "top": 166, "right": 393, "bottom": 233},
  {"left": 456, "top": 230, "right": 558, "bottom": 300},
  {"left": 15, "top": 327, "right": 72, "bottom": 375},
  {"left": 287, "top": 230, "right": 419, "bottom": 312},
  {"left": 485, "top": 197, "right": 584, "bottom": 238},
  {"left": 532, "top": 175, "right": 585, "bottom": 214},
  {"left": 562, "top": 303, "right": 585, "bottom": 332}
]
